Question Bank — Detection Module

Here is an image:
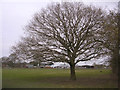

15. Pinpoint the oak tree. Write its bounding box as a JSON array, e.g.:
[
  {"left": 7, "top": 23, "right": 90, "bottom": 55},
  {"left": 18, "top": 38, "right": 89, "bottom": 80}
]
[{"left": 12, "top": 2, "right": 110, "bottom": 80}]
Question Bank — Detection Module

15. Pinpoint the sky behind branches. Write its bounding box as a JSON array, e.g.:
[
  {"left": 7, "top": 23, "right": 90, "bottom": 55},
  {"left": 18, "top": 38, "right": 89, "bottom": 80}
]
[{"left": 0, "top": 0, "right": 119, "bottom": 58}]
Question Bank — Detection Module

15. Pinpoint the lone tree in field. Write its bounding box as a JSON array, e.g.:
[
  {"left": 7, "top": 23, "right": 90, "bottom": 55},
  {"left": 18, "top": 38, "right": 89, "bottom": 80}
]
[{"left": 12, "top": 2, "right": 110, "bottom": 80}]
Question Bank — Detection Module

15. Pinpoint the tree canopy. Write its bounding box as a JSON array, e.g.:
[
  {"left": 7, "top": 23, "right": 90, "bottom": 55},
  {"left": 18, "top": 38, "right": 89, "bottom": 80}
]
[{"left": 11, "top": 2, "right": 118, "bottom": 80}]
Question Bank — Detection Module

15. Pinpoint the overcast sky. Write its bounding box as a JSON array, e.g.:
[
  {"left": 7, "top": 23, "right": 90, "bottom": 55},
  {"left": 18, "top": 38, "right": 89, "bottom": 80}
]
[{"left": 0, "top": 0, "right": 119, "bottom": 58}]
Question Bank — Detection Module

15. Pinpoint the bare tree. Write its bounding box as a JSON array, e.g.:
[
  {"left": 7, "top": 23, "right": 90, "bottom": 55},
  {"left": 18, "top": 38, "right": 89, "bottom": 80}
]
[
  {"left": 11, "top": 36, "right": 45, "bottom": 64},
  {"left": 12, "top": 2, "right": 109, "bottom": 80}
]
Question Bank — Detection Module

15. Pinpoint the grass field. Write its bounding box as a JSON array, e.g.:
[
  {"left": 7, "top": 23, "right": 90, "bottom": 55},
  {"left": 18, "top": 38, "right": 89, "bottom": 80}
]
[{"left": 2, "top": 68, "right": 118, "bottom": 88}]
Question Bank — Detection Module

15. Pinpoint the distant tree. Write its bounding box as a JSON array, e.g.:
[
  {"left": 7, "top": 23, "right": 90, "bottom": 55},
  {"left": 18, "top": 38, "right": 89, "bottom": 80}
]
[
  {"left": 12, "top": 2, "right": 111, "bottom": 80},
  {"left": 1, "top": 56, "right": 15, "bottom": 67},
  {"left": 1, "top": 56, "right": 9, "bottom": 63},
  {"left": 7, "top": 61, "right": 14, "bottom": 67},
  {"left": 9, "top": 53, "right": 18, "bottom": 63},
  {"left": 29, "top": 61, "right": 39, "bottom": 66}
]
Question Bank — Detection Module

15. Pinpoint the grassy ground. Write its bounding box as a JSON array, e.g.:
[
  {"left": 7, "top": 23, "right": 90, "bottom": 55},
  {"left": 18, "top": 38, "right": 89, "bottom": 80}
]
[{"left": 2, "top": 68, "right": 118, "bottom": 88}]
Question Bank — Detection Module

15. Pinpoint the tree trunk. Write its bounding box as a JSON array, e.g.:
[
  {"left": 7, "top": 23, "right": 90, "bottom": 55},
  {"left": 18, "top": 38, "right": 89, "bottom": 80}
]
[
  {"left": 111, "top": 50, "right": 118, "bottom": 75},
  {"left": 70, "top": 64, "right": 76, "bottom": 80}
]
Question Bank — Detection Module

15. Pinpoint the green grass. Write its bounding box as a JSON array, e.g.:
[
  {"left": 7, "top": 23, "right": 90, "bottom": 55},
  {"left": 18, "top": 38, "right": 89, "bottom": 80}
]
[{"left": 2, "top": 68, "right": 118, "bottom": 88}]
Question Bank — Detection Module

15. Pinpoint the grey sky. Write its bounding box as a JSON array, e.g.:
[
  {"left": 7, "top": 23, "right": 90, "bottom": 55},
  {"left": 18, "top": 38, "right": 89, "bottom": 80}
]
[
  {"left": 1, "top": 2, "right": 50, "bottom": 57},
  {"left": 0, "top": 0, "right": 119, "bottom": 58}
]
